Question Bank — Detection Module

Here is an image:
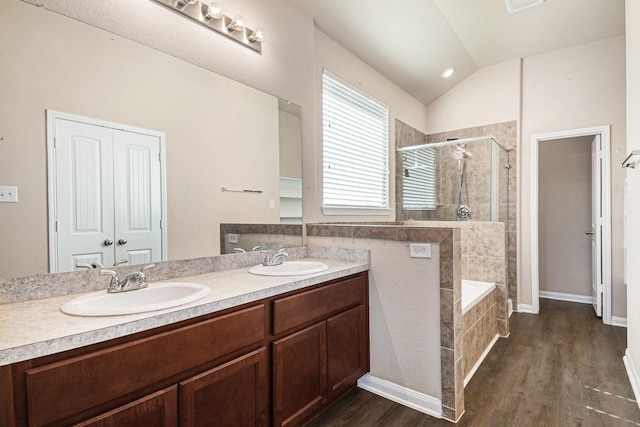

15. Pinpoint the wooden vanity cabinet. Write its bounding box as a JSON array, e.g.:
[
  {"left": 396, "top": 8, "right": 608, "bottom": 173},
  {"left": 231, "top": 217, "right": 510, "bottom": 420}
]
[
  {"left": 0, "top": 271, "right": 369, "bottom": 427},
  {"left": 272, "top": 273, "right": 369, "bottom": 427}
]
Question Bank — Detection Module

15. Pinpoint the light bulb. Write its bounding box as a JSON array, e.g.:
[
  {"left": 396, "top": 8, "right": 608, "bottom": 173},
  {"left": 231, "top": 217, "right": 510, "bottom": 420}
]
[
  {"left": 204, "top": 2, "right": 223, "bottom": 19},
  {"left": 441, "top": 67, "right": 455, "bottom": 79},
  {"left": 248, "top": 27, "right": 266, "bottom": 43},
  {"left": 177, "top": 0, "right": 197, "bottom": 6},
  {"left": 227, "top": 15, "right": 245, "bottom": 32}
]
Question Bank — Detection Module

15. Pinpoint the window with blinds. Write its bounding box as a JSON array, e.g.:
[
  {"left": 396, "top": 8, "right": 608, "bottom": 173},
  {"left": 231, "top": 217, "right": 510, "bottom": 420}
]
[
  {"left": 402, "top": 147, "right": 437, "bottom": 210},
  {"left": 322, "top": 70, "right": 389, "bottom": 211}
]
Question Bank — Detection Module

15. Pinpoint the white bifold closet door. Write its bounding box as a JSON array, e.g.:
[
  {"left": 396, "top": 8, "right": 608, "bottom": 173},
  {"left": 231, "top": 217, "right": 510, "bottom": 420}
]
[{"left": 53, "top": 119, "right": 163, "bottom": 272}]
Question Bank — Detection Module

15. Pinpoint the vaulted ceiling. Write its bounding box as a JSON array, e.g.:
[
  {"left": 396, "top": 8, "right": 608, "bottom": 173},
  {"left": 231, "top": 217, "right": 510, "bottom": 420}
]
[{"left": 289, "top": 0, "right": 625, "bottom": 105}]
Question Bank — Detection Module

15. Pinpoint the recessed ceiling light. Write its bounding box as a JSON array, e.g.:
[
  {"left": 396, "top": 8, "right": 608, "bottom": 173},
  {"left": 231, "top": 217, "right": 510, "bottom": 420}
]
[
  {"left": 504, "top": 0, "right": 546, "bottom": 13},
  {"left": 441, "top": 67, "right": 455, "bottom": 79}
]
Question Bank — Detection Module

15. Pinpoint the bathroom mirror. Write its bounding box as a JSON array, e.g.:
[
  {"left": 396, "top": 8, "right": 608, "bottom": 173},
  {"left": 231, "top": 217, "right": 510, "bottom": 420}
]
[{"left": 0, "top": 2, "right": 302, "bottom": 279}]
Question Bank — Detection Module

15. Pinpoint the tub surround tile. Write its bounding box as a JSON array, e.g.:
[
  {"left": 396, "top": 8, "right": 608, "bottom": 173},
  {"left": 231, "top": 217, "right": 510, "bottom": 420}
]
[
  {"left": 441, "top": 348, "right": 456, "bottom": 409},
  {"left": 440, "top": 289, "right": 455, "bottom": 349},
  {"left": 466, "top": 256, "right": 506, "bottom": 285}
]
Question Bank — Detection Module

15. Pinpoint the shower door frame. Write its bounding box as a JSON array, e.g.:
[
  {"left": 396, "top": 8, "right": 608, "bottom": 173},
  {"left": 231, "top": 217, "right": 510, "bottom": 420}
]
[{"left": 529, "top": 125, "right": 612, "bottom": 325}]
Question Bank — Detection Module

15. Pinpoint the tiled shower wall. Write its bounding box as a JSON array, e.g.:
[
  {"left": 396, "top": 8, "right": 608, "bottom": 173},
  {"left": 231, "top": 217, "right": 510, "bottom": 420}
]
[{"left": 395, "top": 120, "right": 518, "bottom": 305}]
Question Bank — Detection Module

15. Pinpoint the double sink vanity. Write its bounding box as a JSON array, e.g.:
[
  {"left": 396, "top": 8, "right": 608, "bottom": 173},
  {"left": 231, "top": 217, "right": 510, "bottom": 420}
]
[{"left": 0, "top": 248, "right": 370, "bottom": 426}]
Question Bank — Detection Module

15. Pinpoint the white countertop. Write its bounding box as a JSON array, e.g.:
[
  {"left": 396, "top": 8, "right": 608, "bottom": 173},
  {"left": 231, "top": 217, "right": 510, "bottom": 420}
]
[{"left": 0, "top": 258, "right": 368, "bottom": 366}]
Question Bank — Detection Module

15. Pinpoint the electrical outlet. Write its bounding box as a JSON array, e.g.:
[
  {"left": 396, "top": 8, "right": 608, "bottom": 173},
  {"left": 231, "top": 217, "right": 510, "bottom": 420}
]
[
  {"left": 410, "top": 243, "right": 432, "bottom": 259},
  {"left": 228, "top": 233, "right": 239, "bottom": 244},
  {"left": 0, "top": 186, "right": 18, "bottom": 203}
]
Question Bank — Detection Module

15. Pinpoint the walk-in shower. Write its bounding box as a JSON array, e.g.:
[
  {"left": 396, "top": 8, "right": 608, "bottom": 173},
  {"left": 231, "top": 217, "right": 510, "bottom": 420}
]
[{"left": 397, "top": 135, "right": 510, "bottom": 222}]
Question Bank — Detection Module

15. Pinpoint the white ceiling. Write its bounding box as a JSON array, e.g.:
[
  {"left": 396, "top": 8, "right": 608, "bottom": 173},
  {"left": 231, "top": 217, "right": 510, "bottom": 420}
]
[{"left": 289, "top": 0, "right": 625, "bottom": 105}]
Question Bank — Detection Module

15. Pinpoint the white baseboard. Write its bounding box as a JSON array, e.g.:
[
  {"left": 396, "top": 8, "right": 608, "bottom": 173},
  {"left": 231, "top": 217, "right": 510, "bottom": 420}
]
[
  {"left": 611, "top": 316, "right": 628, "bottom": 328},
  {"left": 464, "top": 334, "right": 500, "bottom": 387},
  {"left": 517, "top": 303, "right": 537, "bottom": 314},
  {"left": 539, "top": 290, "right": 594, "bottom": 305},
  {"left": 357, "top": 374, "right": 442, "bottom": 418},
  {"left": 623, "top": 349, "right": 640, "bottom": 411}
]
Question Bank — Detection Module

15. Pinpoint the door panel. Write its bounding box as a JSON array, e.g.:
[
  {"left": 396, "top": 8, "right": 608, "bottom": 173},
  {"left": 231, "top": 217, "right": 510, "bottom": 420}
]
[
  {"left": 113, "top": 130, "right": 163, "bottom": 265},
  {"left": 55, "top": 119, "right": 114, "bottom": 272}
]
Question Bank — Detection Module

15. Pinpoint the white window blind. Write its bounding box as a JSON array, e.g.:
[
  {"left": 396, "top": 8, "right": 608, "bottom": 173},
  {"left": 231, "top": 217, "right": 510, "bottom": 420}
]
[
  {"left": 322, "top": 70, "right": 389, "bottom": 210},
  {"left": 402, "top": 147, "right": 437, "bottom": 210}
]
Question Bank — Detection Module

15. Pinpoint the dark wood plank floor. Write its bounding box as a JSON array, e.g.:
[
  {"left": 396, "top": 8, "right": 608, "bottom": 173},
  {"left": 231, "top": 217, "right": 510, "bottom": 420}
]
[{"left": 306, "top": 299, "right": 640, "bottom": 426}]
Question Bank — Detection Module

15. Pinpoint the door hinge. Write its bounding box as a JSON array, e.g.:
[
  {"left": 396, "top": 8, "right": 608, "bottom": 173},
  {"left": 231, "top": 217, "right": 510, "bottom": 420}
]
[{"left": 55, "top": 220, "right": 58, "bottom": 232}]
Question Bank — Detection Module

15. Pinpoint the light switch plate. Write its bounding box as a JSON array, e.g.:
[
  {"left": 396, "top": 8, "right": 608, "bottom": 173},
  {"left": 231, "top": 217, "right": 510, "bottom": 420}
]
[
  {"left": 0, "top": 186, "right": 18, "bottom": 203},
  {"left": 410, "top": 243, "right": 432, "bottom": 259}
]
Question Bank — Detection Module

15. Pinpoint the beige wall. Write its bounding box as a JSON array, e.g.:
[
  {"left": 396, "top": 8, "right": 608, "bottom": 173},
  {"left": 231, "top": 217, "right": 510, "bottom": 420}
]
[
  {"left": 538, "top": 136, "right": 593, "bottom": 297},
  {"left": 625, "top": 0, "right": 640, "bottom": 386},
  {"left": 521, "top": 36, "right": 627, "bottom": 317},
  {"left": 307, "top": 236, "right": 442, "bottom": 398},
  {"left": 0, "top": 1, "right": 283, "bottom": 278},
  {"left": 279, "top": 109, "right": 303, "bottom": 179},
  {"left": 425, "top": 60, "right": 521, "bottom": 134},
  {"left": 309, "top": 29, "right": 429, "bottom": 223}
]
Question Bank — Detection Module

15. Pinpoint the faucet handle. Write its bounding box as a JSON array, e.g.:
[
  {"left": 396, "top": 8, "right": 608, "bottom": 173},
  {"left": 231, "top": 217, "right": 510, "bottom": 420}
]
[
  {"left": 140, "top": 264, "right": 155, "bottom": 273},
  {"left": 113, "top": 259, "right": 128, "bottom": 267},
  {"left": 277, "top": 247, "right": 288, "bottom": 254},
  {"left": 252, "top": 245, "right": 261, "bottom": 251},
  {"left": 100, "top": 269, "right": 120, "bottom": 290}
]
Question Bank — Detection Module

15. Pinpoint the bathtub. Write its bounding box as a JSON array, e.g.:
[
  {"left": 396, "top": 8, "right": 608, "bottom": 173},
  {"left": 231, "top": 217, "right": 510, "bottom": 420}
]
[
  {"left": 461, "top": 279, "right": 498, "bottom": 386},
  {"left": 462, "top": 280, "right": 496, "bottom": 314}
]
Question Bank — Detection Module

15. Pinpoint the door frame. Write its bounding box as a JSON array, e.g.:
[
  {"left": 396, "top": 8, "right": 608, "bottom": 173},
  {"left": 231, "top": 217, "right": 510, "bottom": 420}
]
[
  {"left": 46, "top": 110, "right": 168, "bottom": 272},
  {"left": 530, "top": 125, "right": 612, "bottom": 324}
]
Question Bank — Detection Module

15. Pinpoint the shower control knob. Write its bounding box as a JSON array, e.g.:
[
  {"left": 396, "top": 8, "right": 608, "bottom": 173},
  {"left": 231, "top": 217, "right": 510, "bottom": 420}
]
[{"left": 585, "top": 230, "right": 594, "bottom": 235}]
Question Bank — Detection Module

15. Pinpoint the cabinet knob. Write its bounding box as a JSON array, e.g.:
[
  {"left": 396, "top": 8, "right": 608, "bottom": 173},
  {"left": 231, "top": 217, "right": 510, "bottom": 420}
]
[
  {"left": 104, "top": 239, "right": 114, "bottom": 246},
  {"left": 118, "top": 238, "right": 128, "bottom": 245}
]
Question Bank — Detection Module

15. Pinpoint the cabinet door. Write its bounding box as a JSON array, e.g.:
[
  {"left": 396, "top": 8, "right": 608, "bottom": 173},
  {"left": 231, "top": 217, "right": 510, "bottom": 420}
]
[
  {"left": 273, "top": 323, "right": 327, "bottom": 427},
  {"left": 73, "top": 386, "right": 177, "bottom": 427},
  {"left": 327, "top": 305, "right": 368, "bottom": 400},
  {"left": 179, "top": 348, "right": 268, "bottom": 427}
]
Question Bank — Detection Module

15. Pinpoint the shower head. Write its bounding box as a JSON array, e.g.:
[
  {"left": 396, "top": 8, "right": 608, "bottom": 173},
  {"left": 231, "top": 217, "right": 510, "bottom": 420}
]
[{"left": 452, "top": 144, "right": 472, "bottom": 160}]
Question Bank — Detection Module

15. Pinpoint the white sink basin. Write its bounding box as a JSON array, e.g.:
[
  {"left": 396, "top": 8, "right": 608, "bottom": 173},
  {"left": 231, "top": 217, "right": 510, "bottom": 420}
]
[
  {"left": 249, "top": 261, "right": 329, "bottom": 276},
  {"left": 60, "top": 282, "right": 211, "bottom": 317}
]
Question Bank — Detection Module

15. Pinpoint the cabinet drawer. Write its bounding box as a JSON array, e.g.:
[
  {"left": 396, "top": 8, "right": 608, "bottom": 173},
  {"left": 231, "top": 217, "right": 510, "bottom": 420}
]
[
  {"left": 25, "top": 304, "right": 265, "bottom": 427},
  {"left": 273, "top": 274, "right": 366, "bottom": 335}
]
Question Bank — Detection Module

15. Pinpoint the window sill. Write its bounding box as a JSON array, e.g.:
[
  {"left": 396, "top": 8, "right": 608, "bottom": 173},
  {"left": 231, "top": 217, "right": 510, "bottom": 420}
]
[{"left": 321, "top": 206, "right": 393, "bottom": 216}]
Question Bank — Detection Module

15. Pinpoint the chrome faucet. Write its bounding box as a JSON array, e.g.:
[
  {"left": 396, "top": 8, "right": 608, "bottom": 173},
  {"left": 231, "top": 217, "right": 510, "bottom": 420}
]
[
  {"left": 261, "top": 248, "right": 289, "bottom": 266},
  {"left": 100, "top": 264, "right": 155, "bottom": 293}
]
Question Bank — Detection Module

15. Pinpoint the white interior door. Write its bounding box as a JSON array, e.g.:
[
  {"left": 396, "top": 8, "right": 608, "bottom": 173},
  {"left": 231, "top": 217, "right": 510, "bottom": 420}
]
[
  {"left": 591, "top": 135, "right": 603, "bottom": 317},
  {"left": 50, "top": 112, "right": 166, "bottom": 273},
  {"left": 113, "top": 130, "right": 163, "bottom": 266},
  {"left": 54, "top": 119, "right": 115, "bottom": 271}
]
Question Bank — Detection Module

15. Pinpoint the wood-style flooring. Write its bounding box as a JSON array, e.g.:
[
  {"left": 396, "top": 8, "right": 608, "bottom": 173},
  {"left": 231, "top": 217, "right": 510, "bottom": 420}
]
[{"left": 306, "top": 299, "right": 640, "bottom": 426}]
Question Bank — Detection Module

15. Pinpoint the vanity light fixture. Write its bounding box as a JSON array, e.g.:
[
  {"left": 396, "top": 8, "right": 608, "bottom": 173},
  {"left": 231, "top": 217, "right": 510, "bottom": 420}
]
[
  {"left": 441, "top": 67, "right": 455, "bottom": 79},
  {"left": 153, "top": 0, "right": 265, "bottom": 53}
]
